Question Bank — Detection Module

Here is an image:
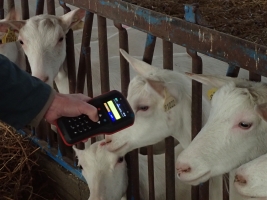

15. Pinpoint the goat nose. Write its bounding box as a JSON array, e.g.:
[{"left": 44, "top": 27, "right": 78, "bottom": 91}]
[
  {"left": 105, "top": 135, "right": 112, "bottom": 143},
  {"left": 234, "top": 174, "right": 247, "bottom": 185},
  {"left": 39, "top": 76, "right": 49, "bottom": 83},
  {"left": 176, "top": 162, "right": 191, "bottom": 176}
]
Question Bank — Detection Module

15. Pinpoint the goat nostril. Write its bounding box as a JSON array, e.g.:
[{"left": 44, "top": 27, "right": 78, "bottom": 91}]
[
  {"left": 39, "top": 76, "right": 49, "bottom": 82},
  {"left": 105, "top": 137, "right": 112, "bottom": 144},
  {"left": 234, "top": 174, "right": 247, "bottom": 185},
  {"left": 176, "top": 163, "right": 191, "bottom": 176},
  {"left": 43, "top": 76, "right": 49, "bottom": 82}
]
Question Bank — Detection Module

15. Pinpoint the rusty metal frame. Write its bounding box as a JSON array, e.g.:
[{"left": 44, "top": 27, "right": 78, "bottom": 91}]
[
  {"left": 63, "top": 0, "right": 267, "bottom": 77},
  {"left": 6, "top": 0, "right": 267, "bottom": 199}
]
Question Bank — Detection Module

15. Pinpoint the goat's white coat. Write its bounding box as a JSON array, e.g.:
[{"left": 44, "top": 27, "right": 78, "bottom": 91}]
[
  {"left": 73, "top": 141, "right": 191, "bottom": 200},
  {"left": 106, "top": 50, "right": 266, "bottom": 200},
  {"left": 174, "top": 74, "right": 267, "bottom": 199},
  {"left": 1, "top": 5, "right": 264, "bottom": 199},
  {"left": 234, "top": 153, "right": 267, "bottom": 199}
]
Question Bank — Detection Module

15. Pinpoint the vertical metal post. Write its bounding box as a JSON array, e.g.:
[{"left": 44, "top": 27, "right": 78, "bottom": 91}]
[
  {"left": 7, "top": 0, "right": 15, "bottom": 11},
  {"left": 184, "top": 4, "right": 210, "bottom": 200},
  {"left": 0, "top": 0, "right": 4, "bottom": 19},
  {"left": 249, "top": 72, "right": 261, "bottom": 82},
  {"left": 97, "top": 15, "right": 110, "bottom": 94},
  {"left": 113, "top": 22, "right": 130, "bottom": 97},
  {"left": 163, "top": 40, "right": 176, "bottom": 200},
  {"left": 35, "top": 0, "right": 45, "bottom": 15},
  {"left": 76, "top": 11, "right": 94, "bottom": 94},
  {"left": 187, "top": 49, "right": 205, "bottom": 200},
  {"left": 224, "top": 64, "right": 240, "bottom": 200},
  {"left": 46, "top": 0, "right": 55, "bottom": 15},
  {"left": 60, "top": 2, "right": 81, "bottom": 151},
  {"left": 21, "top": 0, "right": 29, "bottom": 20},
  {"left": 142, "top": 34, "right": 157, "bottom": 200},
  {"left": 143, "top": 34, "right": 156, "bottom": 64},
  {"left": 114, "top": 22, "right": 140, "bottom": 200}
]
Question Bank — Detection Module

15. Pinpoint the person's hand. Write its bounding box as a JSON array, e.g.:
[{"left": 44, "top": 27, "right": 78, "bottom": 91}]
[{"left": 44, "top": 93, "right": 99, "bottom": 125}]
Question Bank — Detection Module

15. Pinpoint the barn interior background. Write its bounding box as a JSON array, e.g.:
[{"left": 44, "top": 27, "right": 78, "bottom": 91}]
[{"left": 1, "top": 0, "right": 267, "bottom": 200}]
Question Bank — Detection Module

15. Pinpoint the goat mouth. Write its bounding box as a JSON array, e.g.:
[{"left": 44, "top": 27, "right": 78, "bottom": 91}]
[
  {"left": 109, "top": 143, "right": 128, "bottom": 153},
  {"left": 178, "top": 171, "right": 211, "bottom": 185},
  {"left": 237, "top": 193, "right": 265, "bottom": 199},
  {"left": 234, "top": 188, "right": 266, "bottom": 199}
]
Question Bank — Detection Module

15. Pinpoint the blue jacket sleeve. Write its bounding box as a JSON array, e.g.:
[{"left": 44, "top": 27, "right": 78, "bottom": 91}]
[{"left": 0, "top": 54, "right": 53, "bottom": 130}]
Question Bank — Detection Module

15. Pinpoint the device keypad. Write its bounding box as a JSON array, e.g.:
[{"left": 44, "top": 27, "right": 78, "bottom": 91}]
[{"left": 66, "top": 107, "right": 109, "bottom": 135}]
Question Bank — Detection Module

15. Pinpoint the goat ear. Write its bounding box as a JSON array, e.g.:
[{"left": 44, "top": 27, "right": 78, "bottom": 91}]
[
  {"left": 60, "top": 8, "right": 85, "bottom": 33},
  {"left": 120, "top": 48, "right": 158, "bottom": 76},
  {"left": 255, "top": 103, "right": 267, "bottom": 122},
  {"left": 0, "top": 21, "right": 25, "bottom": 32},
  {"left": 185, "top": 72, "right": 242, "bottom": 88},
  {"left": 4, "top": 8, "right": 21, "bottom": 21},
  {"left": 146, "top": 79, "right": 165, "bottom": 98}
]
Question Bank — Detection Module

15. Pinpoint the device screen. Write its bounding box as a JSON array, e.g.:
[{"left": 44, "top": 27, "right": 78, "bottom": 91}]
[{"left": 103, "top": 97, "right": 128, "bottom": 122}]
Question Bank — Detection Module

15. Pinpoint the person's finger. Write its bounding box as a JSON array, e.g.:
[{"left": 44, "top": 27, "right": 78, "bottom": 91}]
[
  {"left": 73, "top": 93, "right": 91, "bottom": 102},
  {"left": 78, "top": 102, "right": 99, "bottom": 122}
]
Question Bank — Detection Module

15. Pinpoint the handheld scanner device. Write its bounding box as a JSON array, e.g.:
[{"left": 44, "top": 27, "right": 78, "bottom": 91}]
[{"left": 56, "top": 90, "right": 135, "bottom": 146}]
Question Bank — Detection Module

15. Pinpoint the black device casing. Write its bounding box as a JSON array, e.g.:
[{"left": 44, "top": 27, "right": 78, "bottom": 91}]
[{"left": 56, "top": 90, "right": 135, "bottom": 146}]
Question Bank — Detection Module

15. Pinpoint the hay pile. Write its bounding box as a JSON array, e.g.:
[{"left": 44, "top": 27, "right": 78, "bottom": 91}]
[
  {"left": 130, "top": 0, "right": 267, "bottom": 45},
  {"left": 0, "top": 122, "right": 60, "bottom": 200}
]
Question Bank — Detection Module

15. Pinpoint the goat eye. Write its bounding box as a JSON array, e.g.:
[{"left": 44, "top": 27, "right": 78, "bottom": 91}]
[
  {"left": 239, "top": 122, "right": 252, "bottom": 129},
  {"left": 58, "top": 37, "right": 64, "bottom": 42},
  {"left": 19, "top": 40, "right": 24, "bottom": 45},
  {"left": 138, "top": 106, "right": 149, "bottom": 111},
  {"left": 117, "top": 157, "right": 124, "bottom": 163}
]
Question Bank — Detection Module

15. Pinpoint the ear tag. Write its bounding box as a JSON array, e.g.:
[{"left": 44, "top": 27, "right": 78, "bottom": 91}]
[
  {"left": 163, "top": 88, "right": 176, "bottom": 112},
  {"left": 2, "top": 28, "right": 17, "bottom": 44},
  {"left": 207, "top": 88, "right": 217, "bottom": 101}
]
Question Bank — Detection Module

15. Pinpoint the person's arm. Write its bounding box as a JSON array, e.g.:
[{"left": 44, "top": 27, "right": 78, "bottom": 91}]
[
  {"left": 0, "top": 55, "right": 98, "bottom": 130},
  {"left": 0, "top": 54, "right": 54, "bottom": 129}
]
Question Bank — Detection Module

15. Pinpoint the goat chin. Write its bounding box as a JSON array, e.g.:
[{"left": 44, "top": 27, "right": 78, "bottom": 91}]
[{"left": 74, "top": 141, "right": 191, "bottom": 200}]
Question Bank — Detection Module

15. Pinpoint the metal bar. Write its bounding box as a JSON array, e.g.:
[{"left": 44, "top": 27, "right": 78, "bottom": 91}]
[
  {"left": 226, "top": 65, "right": 240, "bottom": 77},
  {"left": 85, "top": 46, "right": 93, "bottom": 97},
  {"left": 147, "top": 146, "right": 155, "bottom": 200},
  {"left": 163, "top": 40, "right": 175, "bottom": 200},
  {"left": 249, "top": 72, "right": 261, "bottom": 82},
  {"left": 224, "top": 64, "right": 240, "bottom": 200},
  {"left": 113, "top": 22, "right": 130, "bottom": 96},
  {"left": 46, "top": 0, "right": 55, "bottom": 15},
  {"left": 223, "top": 173, "right": 229, "bottom": 200},
  {"left": 35, "top": 0, "right": 45, "bottom": 15},
  {"left": 21, "top": 0, "right": 29, "bottom": 20},
  {"left": 184, "top": 5, "right": 209, "bottom": 200},
  {"left": 76, "top": 11, "right": 94, "bottom": 94},
  {"left": 128, "top": 149, "right": 140, "bottom": 200},
  {"left": 97, "top": 15, "right": 110, "bottom": 94},
  {"left": 113, "top": 22, "right": 139, "bottom": 200},
  {"left": 57, "top": 133, "right": 67, "bottom": 156},
  {"left": 0, "top": 0, "right": 4, "bottom": 19},
  {"left": 7, "top": 0, "right": 14, "bottom": 11},
  {"left": 84, "top": 46, "right": 97, "bottom": 145},
  {"left": 143, "top": 34, "right": 156, "bottom": 64},
  {"left": 62, "top": 0, "right": 267, "bottom": 77},
  {"left": 186, "top": 48, "right": 203, "bottom": 200},
  {"left": 35, "top": 119, "right": 46, "bottom": 141},
  {"left": 141, "top": 33, "right": 157, "bottom": 200},
  {"left": 60, "top": 2, "right": 81, "bottom": 150}
]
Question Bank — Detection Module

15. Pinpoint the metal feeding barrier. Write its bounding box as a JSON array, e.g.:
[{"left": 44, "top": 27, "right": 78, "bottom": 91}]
[{"left": 3, "top": 0, "right": 266, "bottom": 199}]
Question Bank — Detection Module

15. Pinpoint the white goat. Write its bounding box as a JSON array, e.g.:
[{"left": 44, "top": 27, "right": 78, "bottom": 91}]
[
  {"left": 0, "top": 8, "right": 26, "bottom": 70},
  {"left": 175, "top": 74, "right": 267, "bottom": 198},
  {"left": 234, "top": 153, "right": 267, "bottom": 199},
  {"left": 73, "top": 140, "right": 190, "bottom": 200},
  {"left": 105, "top": 49, "right": 228, "bottom": 200}
]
